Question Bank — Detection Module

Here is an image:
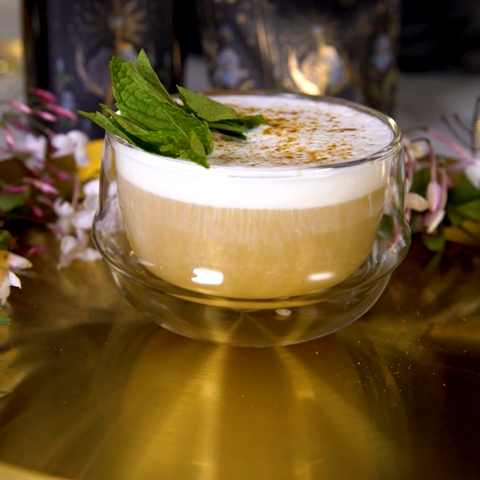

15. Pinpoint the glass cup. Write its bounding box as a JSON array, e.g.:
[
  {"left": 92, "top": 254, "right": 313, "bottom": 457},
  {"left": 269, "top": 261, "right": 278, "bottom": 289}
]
[{"left": 93, "top": 94, "right": 410, "bottom": 347}]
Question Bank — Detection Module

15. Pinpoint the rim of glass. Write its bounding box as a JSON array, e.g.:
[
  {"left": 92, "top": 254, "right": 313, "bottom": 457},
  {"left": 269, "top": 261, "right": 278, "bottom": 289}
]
[{"left": 106, "top": 92, "right": 402, "bottom": 177}]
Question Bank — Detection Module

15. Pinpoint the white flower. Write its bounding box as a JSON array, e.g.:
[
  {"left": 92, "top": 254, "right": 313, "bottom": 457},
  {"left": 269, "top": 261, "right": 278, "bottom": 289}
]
[
  {"left": 465, "top": 159, "right": 480, "bottom": 189},
  {"left": 50, "top": 130, "right": 90, "bottom": 167},
  {"left": 0, "top": 252, "right": 33, "bottom": 305},
  {"left": 405, "top": 192, "right": 430, "bottom": 212},
  {"left": 424, "top": 209, "right": 446, "bottom": 234},
  {"left": 51, "top": 180, "right": 99, "bottom": 237},
  {"left": 16, "top": 133, "right": 47, "bottom": 171},
  {"left": 51, "top": 198, "right": 75, "bottom": 236},
  {"left": 57, "top": 229, "right": 102, "bottom": 269},
  {"left": 404, "top": 138, "right": 429, "bottom": 161},
  {"left": 83, "top": 178, "right": 100, "bottom": 198},
  {"left": 72, "top": 209, "right": 96, "bottom": 230},
  {"left": 8, "top": 253, "right": 33, "bottom": 270}
]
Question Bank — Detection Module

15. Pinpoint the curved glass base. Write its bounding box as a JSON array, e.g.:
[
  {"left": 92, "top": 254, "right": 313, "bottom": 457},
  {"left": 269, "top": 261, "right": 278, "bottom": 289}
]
[
  {"left": 94, "top": 190, "right": 410, "bottom": 346},
  {"left": 109, "top": 264, "right": 393, "bottom": 347}
]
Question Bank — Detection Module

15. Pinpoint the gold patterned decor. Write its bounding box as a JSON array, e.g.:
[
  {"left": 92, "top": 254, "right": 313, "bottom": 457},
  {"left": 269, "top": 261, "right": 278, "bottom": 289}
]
[
  {"left": 23, "top": 0, "right": 174, "bottom": 138},
  {"left": 196, "top": 0, "right": 400, "bottom": 114}
]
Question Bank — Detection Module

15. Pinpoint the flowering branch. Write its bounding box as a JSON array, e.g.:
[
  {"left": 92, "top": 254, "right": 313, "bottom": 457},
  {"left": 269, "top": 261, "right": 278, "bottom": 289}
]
[
  {"left": 405, "top": 95, "right": 480, "bottom": 259},
  {"left": 0, "top": 89, "right": 101, "bottom": 315}
]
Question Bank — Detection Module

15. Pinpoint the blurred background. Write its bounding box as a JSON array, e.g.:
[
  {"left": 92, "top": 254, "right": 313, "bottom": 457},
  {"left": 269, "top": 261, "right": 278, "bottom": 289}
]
[{"left": 0, "top": 0, "right": 479, "bottom": 152}]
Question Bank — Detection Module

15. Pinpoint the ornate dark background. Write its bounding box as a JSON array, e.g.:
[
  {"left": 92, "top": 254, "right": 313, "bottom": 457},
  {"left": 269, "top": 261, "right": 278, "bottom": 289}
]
[{"left": 175, "top": 0, "right": 480, "bottom": 73}]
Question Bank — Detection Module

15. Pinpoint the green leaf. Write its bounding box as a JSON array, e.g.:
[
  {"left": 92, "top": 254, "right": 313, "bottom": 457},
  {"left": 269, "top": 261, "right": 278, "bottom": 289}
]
[
  {"left": 0, "top": 189, "right": 29, "bottom": 213},
  {"left": 0, "top": 230, "right": 12, "bottom": 250},
  {"left": 136, "top": 49, "right": 173, "bottom": 103},
  {"left": 446, "top": 205, "right": 465, "bottom": 227},
  {"left": 209, "top": 120, "right": 249, "bottom": 132},
  {"left": 100, "top": 105, "right": 209, "bottom": 166},
  {"left": 178, "top": 86, "right": 240, "bottom": 122},
  {"left": 182, "top": 132, "right": 209, "bottom": 169},
  {"left": 453, "top": 199, "right": 480, "bottom": 222},
  {"left": 425, "top": 250, "right": 444, "bottom": 273},
  {"left": 78, "top": 111, "right": 133, "bottom": 142},
  {"left": 80, "top": 51, "right": 268, "bottom": 167},
  {"left": 110, "top": 58, "right": 213, "bottom": 154},
  {"left": 207, "top": 115, "right": 268, "bottom": 139},
  {"left": 449, "top": 179, "right": 480, "bottom": 205},
  {"left": 410, "top": 167, "right": 431, "bottom": 196},
  {"left": 421, "top": 231, "right": 446, "bottom": 252},
  {"left": 0, "top": 314, "right": 10, "bottom": 325},
  {"left": 241, "top": 114, "right": 270, "bottom": 129}
]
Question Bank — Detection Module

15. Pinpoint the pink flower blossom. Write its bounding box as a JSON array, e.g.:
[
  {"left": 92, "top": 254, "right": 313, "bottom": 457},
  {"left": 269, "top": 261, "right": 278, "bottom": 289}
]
[
  {"left": 33, "top": 110, "right": 57, "bottom": 122},
  {"left": 47, "top": 104, "right": 77, "bottom": 121},
  {"left": 426, "top": 180, "right": 442, "bottom": 212},
  {"left": 32, "top": 205, "right": 44, "bottom": 218},
  {"left": 423, "top": 210, "right": 446, "bottom": 234},
  {"left": 30, "top": 88, "right": 57, "bottom": 103},
  {"left": 3, "top": 185, "right": 29, "bottom": 194},
  {"left": 7, "top": 100, "right": 32, "bottom": 115},
  {"left": 423, "top": 168, "right": 448, "bottom": 234},
  {"left": 8, "top": 118, "right": 30, "bottom": 132},
  {"left": 1, "top": 125, "right": 15, "bottom": 149},
  {"left": 23, "top": 178, "right": 59, "bottom": 195}
]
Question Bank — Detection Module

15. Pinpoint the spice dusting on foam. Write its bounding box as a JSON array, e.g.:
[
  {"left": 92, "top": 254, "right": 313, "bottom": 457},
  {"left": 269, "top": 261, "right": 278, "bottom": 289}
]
[
  {"left": 207, "top": 95, "right": 394, "bottom": 167},
  {"left": 114, "top": 95, "right": 396, "bottom": 209}
]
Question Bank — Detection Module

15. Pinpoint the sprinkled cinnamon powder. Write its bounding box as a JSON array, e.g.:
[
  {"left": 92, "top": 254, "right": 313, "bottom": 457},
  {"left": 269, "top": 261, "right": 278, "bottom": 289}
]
[{"left": 207, "top": 95, "right": 393, "bottom": 167}]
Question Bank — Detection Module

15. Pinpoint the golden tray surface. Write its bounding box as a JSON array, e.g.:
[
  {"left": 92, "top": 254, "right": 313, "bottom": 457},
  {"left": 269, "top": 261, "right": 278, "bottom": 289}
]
[{"left": 0, "top": 233, "right": 479, "bottom": 480}]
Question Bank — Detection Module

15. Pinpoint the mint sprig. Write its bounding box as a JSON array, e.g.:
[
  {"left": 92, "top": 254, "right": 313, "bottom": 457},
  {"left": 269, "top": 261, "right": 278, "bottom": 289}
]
[{"left": 79, "top": 50, "right": 268, "bottom": 167}]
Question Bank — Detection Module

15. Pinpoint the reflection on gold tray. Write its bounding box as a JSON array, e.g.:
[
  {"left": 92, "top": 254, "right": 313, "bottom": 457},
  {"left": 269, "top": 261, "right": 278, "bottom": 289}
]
[{"left": 0, "top": 233, "right": 479, "bottom": 480}]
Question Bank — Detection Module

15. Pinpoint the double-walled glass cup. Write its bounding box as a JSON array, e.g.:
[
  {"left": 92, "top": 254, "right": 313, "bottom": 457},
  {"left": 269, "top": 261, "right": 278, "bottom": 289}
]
[{"left": 93, "top": 94, "right": 410, "bottom": 347}]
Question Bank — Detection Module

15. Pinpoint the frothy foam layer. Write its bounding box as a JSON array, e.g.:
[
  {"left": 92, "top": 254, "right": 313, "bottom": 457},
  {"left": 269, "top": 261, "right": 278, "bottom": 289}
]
[
  {"left": 113, "top": 95, "right": 397, "bottom": 209},
  {"left": 209, "top": 95, "right": 394, "bottom": 167}
]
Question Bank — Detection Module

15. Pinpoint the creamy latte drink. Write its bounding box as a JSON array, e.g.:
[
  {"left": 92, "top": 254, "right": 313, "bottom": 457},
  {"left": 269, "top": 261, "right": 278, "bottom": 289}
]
[{"left": 113, "top": 95, "right": 394, "bottom": 301}]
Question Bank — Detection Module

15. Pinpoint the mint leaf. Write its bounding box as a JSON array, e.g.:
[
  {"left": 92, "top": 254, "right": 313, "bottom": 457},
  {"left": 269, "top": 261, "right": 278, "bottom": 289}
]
[
  {"left": 177, "top": 86, "right": 269, "bottom": 137},
  {"left": 182, "top": 132, "right": 209, "bottom": 168},
  {"left": 178, "top": 86, "right": 239, "bottom": 122},
  {"left": 80, "top": 52, "right": 268, "bottom": 167},
  {"left": 241, "top": 114, "right": 270, "bottom": 129},
  {"left": 100, "top": 104, "right": 209, "bottom": 165},
  {"left": 208, "top": 121, "right": 249, "bottom": 140},
  {"left": 79, "top": 111, "right": 134, "bottom": 145},
  {"left": 110, "top": 58, "right": 213, "bottom": 156},
  {"left": 136, "top": 49, "right": 173, "bottom": 103}
]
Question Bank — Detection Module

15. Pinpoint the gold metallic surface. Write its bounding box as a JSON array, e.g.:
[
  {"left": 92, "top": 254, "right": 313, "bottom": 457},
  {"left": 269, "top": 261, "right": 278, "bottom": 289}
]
[{"left": 0, "top": 234, "right": 479, "bottom": 480}]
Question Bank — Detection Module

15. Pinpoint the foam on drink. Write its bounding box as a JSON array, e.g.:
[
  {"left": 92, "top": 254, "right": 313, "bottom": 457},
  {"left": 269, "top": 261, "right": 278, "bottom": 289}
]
[{"left": 113, "top": 95, "right": 396, "bottom": 302}]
